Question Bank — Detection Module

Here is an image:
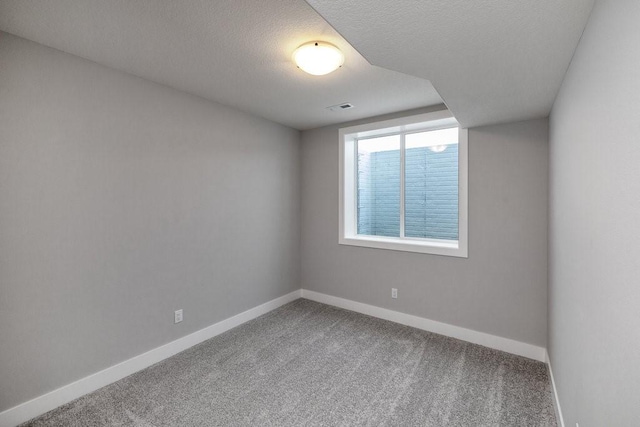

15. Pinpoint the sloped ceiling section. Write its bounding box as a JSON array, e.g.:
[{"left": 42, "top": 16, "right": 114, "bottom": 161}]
[{"left": 305, "top": 0, "right": 594, "bottom": 128}]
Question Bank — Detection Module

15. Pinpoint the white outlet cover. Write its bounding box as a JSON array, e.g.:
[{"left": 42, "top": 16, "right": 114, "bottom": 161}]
[{"left": 174, "top": 309, "right": 183, "bottom": 324}]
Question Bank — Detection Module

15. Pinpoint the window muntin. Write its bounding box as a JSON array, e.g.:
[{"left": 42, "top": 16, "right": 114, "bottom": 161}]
[{"left": 339, "top": 111, "right": 468, "bottom": 257}]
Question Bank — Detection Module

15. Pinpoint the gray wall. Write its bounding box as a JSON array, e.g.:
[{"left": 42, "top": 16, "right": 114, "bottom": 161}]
[
  {"left": 0, "top": 33, "right": 300, "bottom": 411},
  {"left": 549, "top": 0, "right": 640, "bottom": 425},
  {"left": 301, "top": 111, "right": 549, "bottom": 347}
]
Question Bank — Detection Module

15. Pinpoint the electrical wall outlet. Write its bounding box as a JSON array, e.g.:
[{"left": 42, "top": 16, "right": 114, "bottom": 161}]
[
  {"left": 174, "top": 309, "right": 183, "bottom": 324},
  {"left": 391, "top": 288, "right": 398, "bottom": 299}
]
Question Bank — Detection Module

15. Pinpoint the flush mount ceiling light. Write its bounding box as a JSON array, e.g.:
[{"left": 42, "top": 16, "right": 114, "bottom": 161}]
[{"left": 293, "top": 41, "right": 344, "bottom": 76}]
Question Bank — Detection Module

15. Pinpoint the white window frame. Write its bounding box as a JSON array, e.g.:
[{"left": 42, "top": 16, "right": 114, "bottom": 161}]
[{"left": 339, "top": 110, "right": 468, "bottom": 258}]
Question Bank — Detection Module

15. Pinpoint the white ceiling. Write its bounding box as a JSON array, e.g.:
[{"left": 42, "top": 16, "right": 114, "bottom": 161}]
[
  {"left": 306, "top": 0, "right": 594, "bottom": 128},
  {"left": 0, "top": 0, "right": 443, "bottom": 130}
]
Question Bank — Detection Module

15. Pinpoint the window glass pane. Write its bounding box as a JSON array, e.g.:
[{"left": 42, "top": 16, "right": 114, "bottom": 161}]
[
  {"left": 357, "top": 135, "right": 400, "bottom": 237},
  {"left": 405, "top": 128, "right": 459, "bottom": 240}
]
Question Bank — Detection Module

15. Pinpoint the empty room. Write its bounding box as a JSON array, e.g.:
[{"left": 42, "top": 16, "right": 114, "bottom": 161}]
[{"left": 0, "top": 0, "right": 638, "bottom": 426}]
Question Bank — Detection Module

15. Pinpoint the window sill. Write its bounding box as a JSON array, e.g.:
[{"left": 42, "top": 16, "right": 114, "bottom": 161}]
[{"left": 339, "top": 235, "right": 468, "bottom": 258}]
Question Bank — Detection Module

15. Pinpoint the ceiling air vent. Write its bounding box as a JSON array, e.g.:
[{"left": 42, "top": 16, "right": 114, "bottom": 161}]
[{"left": 327, "top": 103, "right": 354, "bottom": 112}]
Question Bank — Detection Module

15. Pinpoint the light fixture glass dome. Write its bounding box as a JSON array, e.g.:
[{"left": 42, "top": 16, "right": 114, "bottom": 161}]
[{"left": 293, "top": 41, "right": 344, "bottom": 76}]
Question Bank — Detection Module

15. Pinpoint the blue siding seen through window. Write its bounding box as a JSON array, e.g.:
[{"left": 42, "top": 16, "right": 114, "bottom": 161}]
[{"left": 357, "top": 143, "right": 458, "bottom": 240}]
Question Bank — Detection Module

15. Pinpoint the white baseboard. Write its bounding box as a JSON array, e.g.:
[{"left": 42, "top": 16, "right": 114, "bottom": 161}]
[
  {"left": 0, "top": 290, "right": 302, "bottom": 427},
  {"left": 301, "top": 289, "right": 547, "bottom": 362},
  {"left": 1, "top": 289, "right": 550, "bottom": 427},
  {"left": 546, "top": 351, "right": 565, "bottom": 427}
]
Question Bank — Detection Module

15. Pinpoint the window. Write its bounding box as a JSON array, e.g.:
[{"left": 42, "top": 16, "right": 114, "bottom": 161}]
[{"left": 339, "top": 110, "right": 468, "bottom": 257}]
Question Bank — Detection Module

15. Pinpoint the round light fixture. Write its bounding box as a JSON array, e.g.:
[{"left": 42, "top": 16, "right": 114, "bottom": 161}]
[{"left": 293, "top": 41, "right": 344, "bottom": 76}]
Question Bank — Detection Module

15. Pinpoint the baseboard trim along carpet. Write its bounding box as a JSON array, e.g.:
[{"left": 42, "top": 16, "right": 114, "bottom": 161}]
[
  {"left": 301, "top": 289, "right": 547, "bottom": 362},
  {"left": 2, "top": 289, "right": 548, "bottom": 426},
  {"left": 20, "top": 299, "right": 557, "bottom": 426},
  {"left": 0, "top": 290, "right": 302, "bottom": 427},
  {"left": 546, "top": 351, "right": 566, "bottom": 427}
]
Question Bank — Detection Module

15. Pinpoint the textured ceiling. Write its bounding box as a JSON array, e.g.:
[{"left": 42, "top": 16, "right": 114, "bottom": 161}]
[
  {"left": 0, "top": 0, "right": 443, "bottom": 130},
  {"left": 305, "top": 0, "right": 594, "bottom": 128}
]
